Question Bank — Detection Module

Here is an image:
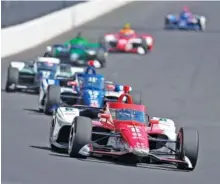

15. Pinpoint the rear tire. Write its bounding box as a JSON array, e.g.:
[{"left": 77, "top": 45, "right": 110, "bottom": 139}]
[
  {"left": 68, "top": 116, "right": 92, "bottom": 158},
  {"left": 165, "top": 17, "right": 170, "bottom": 28},
  {"left": 5, "top": 67, "right": 19, "bottom": 92},
  {"left": 141, "top": 38, "right": 148, "bottom": 52},
  {"left": 97, "top": 49, "right": 107, "bottom": 68},
  {"left": 44, "top": 85, "right": 60, "bottom": 115},
  {"left": 176, "top": 127, "right": 199, "bottom": 171}
]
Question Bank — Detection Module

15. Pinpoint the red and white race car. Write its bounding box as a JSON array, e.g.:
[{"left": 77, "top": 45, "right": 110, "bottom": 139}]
[
  {"left": 50, "top": 86, "right": 199, "bottom": 171},
  {"left": 103, "top": 32, "right": 154, "bottom": 55}
]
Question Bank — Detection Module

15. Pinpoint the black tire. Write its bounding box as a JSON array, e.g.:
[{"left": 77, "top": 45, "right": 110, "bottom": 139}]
[
  {"left": 99, "top": 36, "right": 107, "bottom": 48},
  {"left": 165, "top": 17, "right": 169, "bottom": 27},
  {"left": 130, "top": 91, "right": 142, "bottom": 104},
  {"left": 5, "top": 67, "right": 19, "bottom": 92},
  {"left": 176, "top": 127, "right": 199, "bottom": 171},
  {"left": 97, "top": 49, "right": 107, "bottom": 68},
  {"left": 44, "top": 85, "right": 60, "bottom": 114},
  {"left": 140, "top": 38, "right": 148, "bottom": 53},
  {"left": 68, "top": 116, "right": 92, "bottom": 158}
]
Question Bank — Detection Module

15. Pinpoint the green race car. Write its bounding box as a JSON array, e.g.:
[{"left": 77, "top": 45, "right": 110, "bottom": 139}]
[{"left": 44, "top": 34, "right": 108, "bottom": 68}]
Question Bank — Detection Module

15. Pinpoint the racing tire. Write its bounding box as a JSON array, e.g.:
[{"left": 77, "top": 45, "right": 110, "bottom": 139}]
[
  {"left": 5, "top": 67, "right": 19, "bottom": 92},
  {"left": 176, "top": 127, "right": 199, "bottom": 171},
  {"left": 44, "top": 85, "right": 60, "bottom": 115},
  {"left": 68, "top": 116, "right": 92, "bottom": 158},
  {"left": 139, "top": 38, "right": 148, "bottom": 55},
  {"left": 130, "top": 91, "right": 142, "bottom": 104},
  {"left": 164, "top": 17, "right": 170, "bottom": 28},
  {"left": 97, "top": 49, "right": 107, "bottom": 68},
  {"left": 99, "top": 36, "right": 108, "bottom": 50}
]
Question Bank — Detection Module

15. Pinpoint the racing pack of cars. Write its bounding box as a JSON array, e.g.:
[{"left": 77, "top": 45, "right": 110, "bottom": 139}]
[{"left": 5, "top": 7, "right": 202, "bottom": 171}]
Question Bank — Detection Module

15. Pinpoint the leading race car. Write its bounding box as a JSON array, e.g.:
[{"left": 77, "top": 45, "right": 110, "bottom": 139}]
[
  {"left": 42, "top": 63, "right": 135, "bottom": 114},
  {"left": 103, "top": 24, "right": 154, "bottom": 55},
  {"left": 5, "top": 57, "right": 60, "bottom": 93},
  {"left": 44, "top": 33, "right": 108, "bottom": 68},
  {"left": 165, "top": 6, "right": 206, "bottom": 31},
  {"left": 49, "top": 87, "right": 199, "bottom": 171}
]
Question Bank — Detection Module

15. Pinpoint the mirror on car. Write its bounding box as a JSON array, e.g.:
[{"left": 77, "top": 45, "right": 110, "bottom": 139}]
[{"left": 145, "top": 113, "right": 150, "bottom": 122}]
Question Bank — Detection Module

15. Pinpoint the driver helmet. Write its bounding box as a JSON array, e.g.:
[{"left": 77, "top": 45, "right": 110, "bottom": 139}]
[
  {"left": 76, "top": 32, "right": 82, "bottom": 38},
  {"left": 182, "top": 6, "right": 190, "bottom": 13},
  {"left": 123, "top": 23, "right": 131, "bottom": 30}
]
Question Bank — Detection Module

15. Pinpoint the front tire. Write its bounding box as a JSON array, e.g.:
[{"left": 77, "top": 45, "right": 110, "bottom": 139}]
[
  {"left": 44, "top": 85, "right": 60, "bottom": 115},
  {"left": 5, "top": 67, "right": 19, "bottom": 92},
  {"left": 176, "top": 127, "right": 199, "bottom": 171},
  {"left": 164, "top": 17, "right": 170, "bottom": 28},
  {"left": 97, "top": 49, "right": 107, "bottom": 68},
  {"left": 68, "top": 116, "right": 92, "bottom": 158}
]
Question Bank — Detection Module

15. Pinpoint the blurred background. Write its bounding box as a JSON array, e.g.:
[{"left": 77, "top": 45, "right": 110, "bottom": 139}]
[{"left": 1, "top": 1, "right": 86, "bottom": 28}]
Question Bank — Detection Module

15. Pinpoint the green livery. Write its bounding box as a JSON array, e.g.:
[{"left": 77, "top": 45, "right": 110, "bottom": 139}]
[{"left": 45, "top": 35, "right": 107, "bottom": 68}]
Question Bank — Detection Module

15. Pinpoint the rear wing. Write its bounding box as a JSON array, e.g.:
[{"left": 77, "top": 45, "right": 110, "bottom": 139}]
[{"left": 36, "top": 57, "right": 60, "bottom": 64}]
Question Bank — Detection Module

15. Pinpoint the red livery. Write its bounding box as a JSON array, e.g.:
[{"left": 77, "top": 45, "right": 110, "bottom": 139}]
[
  {"left": 68, "top": 86, "right": 199, "bottom": 171},
  {"left": 103, "top": 24, "right": 153, "bottom": 55}
]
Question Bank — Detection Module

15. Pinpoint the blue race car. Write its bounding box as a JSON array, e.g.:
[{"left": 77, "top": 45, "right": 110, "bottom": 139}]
[
  {"left": 43, "top": 64, "right": 133, "bottom": 114},
  {"left": 165, "top": 7, "right": 206, "bottom": 31}
]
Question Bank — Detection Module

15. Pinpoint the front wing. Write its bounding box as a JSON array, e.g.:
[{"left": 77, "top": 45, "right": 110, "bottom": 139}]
[{"left": 78, "top": 131, "right": 192, "bottom": 169}]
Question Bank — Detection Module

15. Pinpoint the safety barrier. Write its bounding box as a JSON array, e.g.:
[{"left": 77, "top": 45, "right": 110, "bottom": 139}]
[{"left": 1, "top": 0, "right": 134, "bottom": 58}]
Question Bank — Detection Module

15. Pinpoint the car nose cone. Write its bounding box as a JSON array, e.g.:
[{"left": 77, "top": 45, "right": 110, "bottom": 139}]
[{"left": 133, "top": 147, "right": 149, "bottom": 157}]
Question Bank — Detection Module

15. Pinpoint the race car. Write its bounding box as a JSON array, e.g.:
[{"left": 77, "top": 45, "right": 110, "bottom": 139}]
[
  {"left": 103, "top": 24, "right": 153, "bottom": 55},
  {"left": 165, "top": 6, "right": 206, "bottom": 31},
  {"left": 44, "top": 33, "right": 108, "bottom": 68},
  {"left": 49, "top": 86, "right": 199, "bottom": 171},
  {"left": 42, "top": 63, "right": 135, "bottom": 114},
  {"left": 5, "top": 57, "right": 60, "bottom": 93},
  {"left": 38, "top": 63, "right": 85, "bottom": 114}
]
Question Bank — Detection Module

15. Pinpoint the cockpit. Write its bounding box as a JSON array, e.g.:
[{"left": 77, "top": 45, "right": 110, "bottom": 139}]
[
  {"left": 37, "top": 62, "right": 58, "bottom": 72},
  {"left": 59, "top": 64, "right": 72, "bottom": 74},
  {"left": 109, "top": 108, "right": 146, "bottom": 123},
  {"left": 36, "top": 57, "right": 60, "bottom": 72}
]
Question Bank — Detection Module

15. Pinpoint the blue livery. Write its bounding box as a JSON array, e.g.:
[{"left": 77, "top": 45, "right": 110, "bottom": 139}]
[
  {"left": 75, "top": 66, "right": 106, "bottom": 108},
  {"left": 165, "top": 12, "right": 206, "bottom": 31},
  {"left": 41, "top": 65, "right": 130, "bottom": 114}
]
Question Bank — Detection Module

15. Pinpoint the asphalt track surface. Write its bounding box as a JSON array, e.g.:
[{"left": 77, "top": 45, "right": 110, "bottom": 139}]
[{"left": 2, "top": 2, "right": 220, "bottom": 184}]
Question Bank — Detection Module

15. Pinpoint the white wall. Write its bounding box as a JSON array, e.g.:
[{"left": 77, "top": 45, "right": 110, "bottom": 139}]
[{"left": 1, "top": 0, "right": 134, "bottom": 58}]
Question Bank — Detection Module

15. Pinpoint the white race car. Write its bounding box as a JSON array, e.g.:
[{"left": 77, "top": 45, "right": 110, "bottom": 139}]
[
  {"left": 38, "top": 64, "right": 84, "bottom": 114},
  {"left": 5, "top": 57, "right": 60, "bottom": 93}
]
